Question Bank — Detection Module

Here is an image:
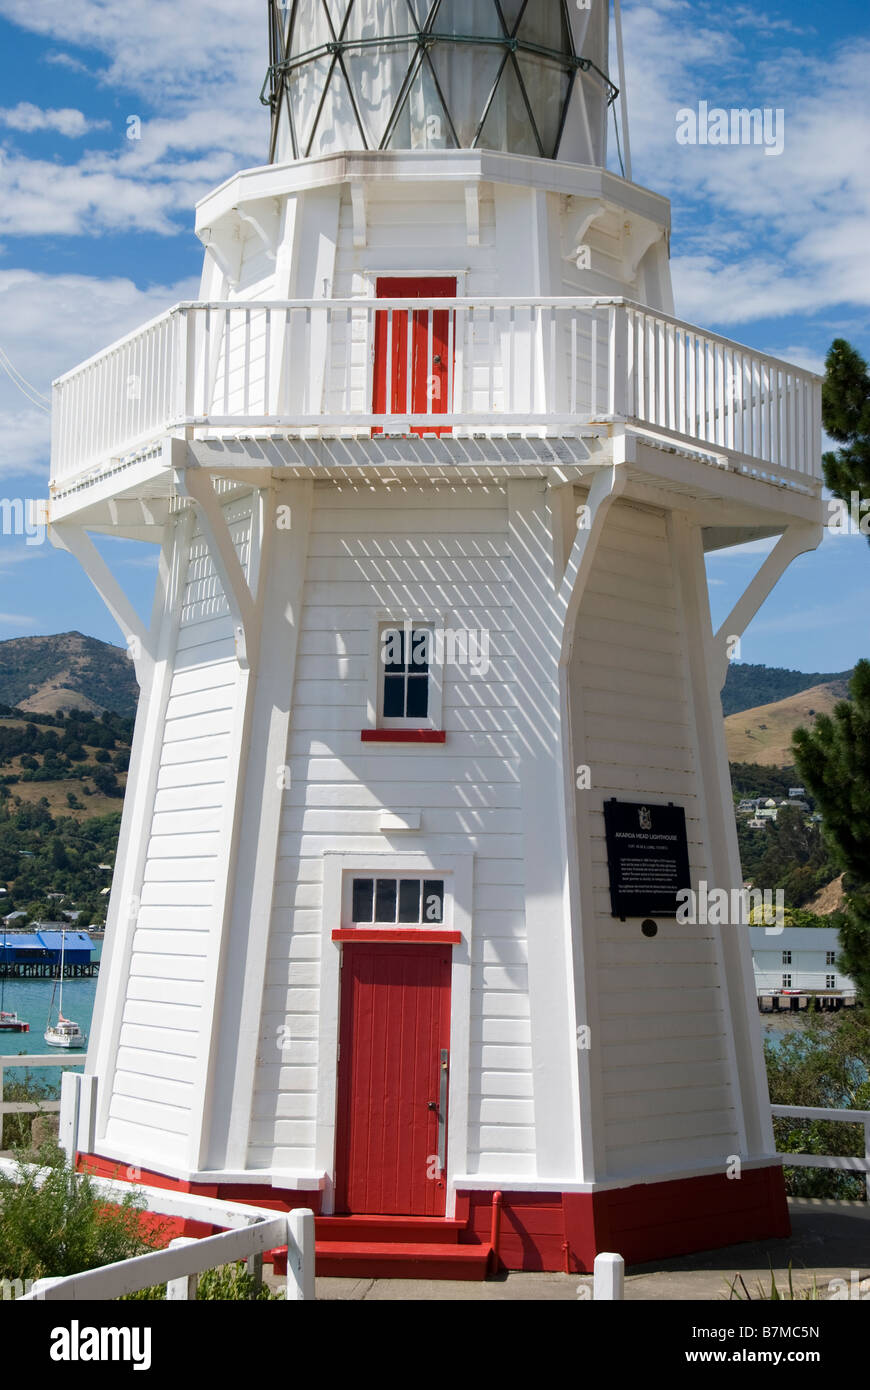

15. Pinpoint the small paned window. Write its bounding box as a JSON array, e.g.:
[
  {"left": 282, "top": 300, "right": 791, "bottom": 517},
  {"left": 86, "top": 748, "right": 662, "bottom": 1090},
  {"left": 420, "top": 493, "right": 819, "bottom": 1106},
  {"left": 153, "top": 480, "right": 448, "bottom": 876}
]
[
  {"left": 826, "top": 951, "right": 836, "bottom": 966},
  {"left": 826, "top": 974, "right": 836, "bottom": 989},
  {"left": 782, "top": 974, "right": 792, "bottom": 988},
  {"left": 782, "top": 951, "right": 792, "bottom": 965},
  {"left": 351, "top": 876, "right": 444, "bottom": 925},
  {"left": 381, "top": 624, "right": 431, "bottom": 721}
]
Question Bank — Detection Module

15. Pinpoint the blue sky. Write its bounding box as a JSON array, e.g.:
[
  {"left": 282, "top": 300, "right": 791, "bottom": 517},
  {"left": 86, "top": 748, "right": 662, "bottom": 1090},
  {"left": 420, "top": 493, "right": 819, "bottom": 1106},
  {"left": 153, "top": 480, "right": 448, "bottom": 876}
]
[{"left": 0, "top": 0, "right": 868, "bottom": 674}]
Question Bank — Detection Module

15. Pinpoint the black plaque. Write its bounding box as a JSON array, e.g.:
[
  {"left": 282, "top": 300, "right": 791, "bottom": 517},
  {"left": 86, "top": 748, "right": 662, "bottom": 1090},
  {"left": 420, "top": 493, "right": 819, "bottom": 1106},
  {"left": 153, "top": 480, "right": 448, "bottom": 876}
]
[{"left": 603, "top": 799, "right": 691, "bottom": 919}]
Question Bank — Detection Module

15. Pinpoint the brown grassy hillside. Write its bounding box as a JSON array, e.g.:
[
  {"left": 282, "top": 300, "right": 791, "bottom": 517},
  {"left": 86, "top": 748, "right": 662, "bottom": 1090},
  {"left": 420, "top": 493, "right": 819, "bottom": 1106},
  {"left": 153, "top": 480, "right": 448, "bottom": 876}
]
[{"left": 724, "top": 680, "right": 850, "bottom": 767}]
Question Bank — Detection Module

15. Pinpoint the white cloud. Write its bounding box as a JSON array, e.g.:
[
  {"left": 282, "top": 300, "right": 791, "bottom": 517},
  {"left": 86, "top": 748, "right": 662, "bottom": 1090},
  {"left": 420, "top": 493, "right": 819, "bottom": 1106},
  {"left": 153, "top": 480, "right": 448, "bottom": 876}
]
[
  {"left": 0, "top": 268, "right": 199, "bottom": 475},
  {"left": 619, "top": 2, "right": 870, "bottom": 330},
  {"left": 0, "top": 103, "right": 109, "bottom": 137}
]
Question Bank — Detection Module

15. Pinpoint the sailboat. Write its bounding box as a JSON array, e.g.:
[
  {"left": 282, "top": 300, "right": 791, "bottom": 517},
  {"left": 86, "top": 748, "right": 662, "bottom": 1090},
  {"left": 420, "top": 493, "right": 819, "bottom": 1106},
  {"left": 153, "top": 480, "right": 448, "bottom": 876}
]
[
  {"left": 0, "top": 925, "right": 29, "bottom": 1033},
  {"left": 44, "top": 928, "right": 86, "bottom": 1050}
]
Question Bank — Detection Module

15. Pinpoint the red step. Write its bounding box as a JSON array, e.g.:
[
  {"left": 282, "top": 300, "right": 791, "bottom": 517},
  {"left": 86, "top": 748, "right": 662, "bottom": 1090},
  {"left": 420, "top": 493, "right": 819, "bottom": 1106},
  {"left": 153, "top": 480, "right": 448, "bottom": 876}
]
[
  {"left": 315, "top": 1239, "right": 491, "bottom": 1281},
  {"left": 316, "top": 1214, "right": 467, "bottom": 1246}
]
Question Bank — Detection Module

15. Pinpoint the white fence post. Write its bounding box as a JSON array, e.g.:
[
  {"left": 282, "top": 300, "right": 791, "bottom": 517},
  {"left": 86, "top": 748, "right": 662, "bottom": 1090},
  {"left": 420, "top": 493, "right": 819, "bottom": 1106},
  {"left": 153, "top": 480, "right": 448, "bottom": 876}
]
[
  {"left": 59, "top": 1071, "right": 82, "bottom": 1163},
  {"left": 166, "top": 1237, "right": 199, "bottom": 1301},
  {"left": 285, "top": 1209, "right": 315, "bottom": 1302},
  {"left": 593, "top": 1252, "right": 625, "bottom": 1300}
]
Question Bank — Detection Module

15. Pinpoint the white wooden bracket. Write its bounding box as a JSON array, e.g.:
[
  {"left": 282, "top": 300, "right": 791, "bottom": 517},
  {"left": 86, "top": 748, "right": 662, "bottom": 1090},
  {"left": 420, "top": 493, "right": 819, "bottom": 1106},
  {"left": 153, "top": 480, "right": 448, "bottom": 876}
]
[
  {"left": 198, "top": 224, "right": 243, "bottom": 289},
  {"left": 712, "top": 522, "right": 824, "bottom": 690},
  {"left": 175, "top": 468, "right": 257, "bottom": 670},
  {"left": 50, "top": 523, "right": 154, "bottom": 686},
  {"left": 464, "top": 183, "right": 481, "bottom": 248},
  {"left": 621, "top": 219, "right": 661, "bottom": 283},
  {"left": 350, "top": 182, "right": 367, "bottom": 249},
  {"left": 234, "top": 198, "right": 280, "bottom": 261},
  {"left": 559, "top": 462, "right": 629, "bottom": 662},
  {"left": 565, "top": 198, "right": 606, "bottom": 268}
]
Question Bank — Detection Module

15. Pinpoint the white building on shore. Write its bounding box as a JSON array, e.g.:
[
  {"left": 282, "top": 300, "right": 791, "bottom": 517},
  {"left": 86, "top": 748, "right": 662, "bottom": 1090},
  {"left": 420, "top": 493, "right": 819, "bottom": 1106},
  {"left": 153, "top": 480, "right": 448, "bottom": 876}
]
[{"left": 751, "top": 927, "right": 857, "bottom": 1003}]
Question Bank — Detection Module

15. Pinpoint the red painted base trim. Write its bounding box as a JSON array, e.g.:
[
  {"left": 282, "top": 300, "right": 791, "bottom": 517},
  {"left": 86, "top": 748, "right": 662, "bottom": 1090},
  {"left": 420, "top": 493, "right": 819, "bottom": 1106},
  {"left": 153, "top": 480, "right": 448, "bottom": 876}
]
[
  {"left": 76, "top": 1155, "right": 789, "bottom": 1277},
  {"left": 332, "top": 929, "right": 461, "bottom": 944},
  {"left": 458, "top": 1166, "right": 791, "bottom": 1274},
  {"left": 360, "top": 729, "right": 446, "bottom": 743}
]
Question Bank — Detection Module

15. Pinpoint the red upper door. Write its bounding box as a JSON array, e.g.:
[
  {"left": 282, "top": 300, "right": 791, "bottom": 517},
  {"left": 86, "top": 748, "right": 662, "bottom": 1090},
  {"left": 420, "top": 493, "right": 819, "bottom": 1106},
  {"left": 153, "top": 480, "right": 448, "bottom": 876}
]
[
  {"left": 372, "top": 276, "right": 456, "bottom": 436},
  {"left": 335, "top": 942, "right": 452, "bottom": 1216}
]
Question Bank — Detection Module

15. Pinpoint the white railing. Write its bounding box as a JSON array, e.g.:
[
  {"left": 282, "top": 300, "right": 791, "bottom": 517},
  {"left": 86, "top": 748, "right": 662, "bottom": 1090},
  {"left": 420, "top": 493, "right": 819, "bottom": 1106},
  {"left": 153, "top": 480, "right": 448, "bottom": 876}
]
[
  {"left": 50, "top": 297, "right": 822, "bottom": 489},
  {"left": 772, "top": 1104, "right": 870, "bottom": 1201},
  {"left": 0, "top": 1053, "right": 84, "bottom": 1131}
]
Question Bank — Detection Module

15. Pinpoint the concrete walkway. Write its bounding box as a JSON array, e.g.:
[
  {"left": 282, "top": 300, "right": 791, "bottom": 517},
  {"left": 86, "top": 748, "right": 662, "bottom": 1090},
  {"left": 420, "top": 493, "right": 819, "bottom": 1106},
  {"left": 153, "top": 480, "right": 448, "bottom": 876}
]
[{"left": 305, "top": 1200, "right": 870, "bottom": 1301}]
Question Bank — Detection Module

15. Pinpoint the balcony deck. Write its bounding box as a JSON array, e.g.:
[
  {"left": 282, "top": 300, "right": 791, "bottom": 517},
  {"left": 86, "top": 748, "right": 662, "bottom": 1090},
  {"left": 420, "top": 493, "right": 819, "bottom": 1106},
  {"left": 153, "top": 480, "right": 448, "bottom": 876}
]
[{"left": 49, "top": 296, "right": 822, "bottom": 509}]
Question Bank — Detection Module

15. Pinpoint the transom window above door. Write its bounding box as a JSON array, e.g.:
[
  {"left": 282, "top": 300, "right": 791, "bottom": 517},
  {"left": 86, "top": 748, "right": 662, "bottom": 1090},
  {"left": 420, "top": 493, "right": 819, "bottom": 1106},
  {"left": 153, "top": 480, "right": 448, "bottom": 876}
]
[{"left": 351, "top": 876, "right": 444, "bottom": 926}]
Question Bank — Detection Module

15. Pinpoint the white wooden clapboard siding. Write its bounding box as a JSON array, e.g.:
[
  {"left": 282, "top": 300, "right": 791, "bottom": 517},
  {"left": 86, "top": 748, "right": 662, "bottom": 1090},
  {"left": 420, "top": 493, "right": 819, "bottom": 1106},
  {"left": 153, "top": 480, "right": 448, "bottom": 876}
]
[
  {"left": 247, "top": 482, "right": 534, "bottom": 1173},
  {"left": 103, "top": 494, "right": 253, "bottom": 1161},
  {"left": 572, "top": 500, "right": 739, "bottom": 1177}
]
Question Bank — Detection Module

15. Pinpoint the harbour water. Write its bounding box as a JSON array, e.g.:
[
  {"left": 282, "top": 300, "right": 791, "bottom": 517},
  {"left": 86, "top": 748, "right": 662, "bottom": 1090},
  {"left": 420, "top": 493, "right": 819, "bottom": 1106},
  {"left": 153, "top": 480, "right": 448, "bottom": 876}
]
[{"left": 0, "top": 941, "right": 101, "bottom": 1092}]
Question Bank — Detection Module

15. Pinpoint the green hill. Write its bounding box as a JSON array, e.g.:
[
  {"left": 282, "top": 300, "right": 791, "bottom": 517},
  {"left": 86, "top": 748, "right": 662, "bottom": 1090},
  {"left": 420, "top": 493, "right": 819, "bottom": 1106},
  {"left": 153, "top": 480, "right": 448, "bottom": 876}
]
[
  {"left": 722, "top": 662, "right": 853, "bottom": 717},
  {"left": 0, "top": 632, "right": 138, "bottom": 717}
]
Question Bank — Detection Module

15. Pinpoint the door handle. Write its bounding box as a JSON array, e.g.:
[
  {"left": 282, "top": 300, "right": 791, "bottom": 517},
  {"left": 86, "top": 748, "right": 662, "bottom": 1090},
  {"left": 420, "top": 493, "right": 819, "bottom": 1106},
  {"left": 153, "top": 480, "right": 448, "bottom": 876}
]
[
  {"left": 437, "top": 1048, "right": 448, "bottom": 1174},
  {"left": 433, "top": 354, "right": 442, "bottom": 365},
  {"left": 427, "top": 1101, "right": 438, "bottom": 1111}
]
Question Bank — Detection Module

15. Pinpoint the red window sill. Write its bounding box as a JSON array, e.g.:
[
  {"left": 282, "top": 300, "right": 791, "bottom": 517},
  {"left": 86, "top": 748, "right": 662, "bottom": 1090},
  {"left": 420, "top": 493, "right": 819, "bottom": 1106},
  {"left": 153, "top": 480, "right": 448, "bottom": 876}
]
[
  {"left": 332, "top": 929, "right": 461, "bottom": 944},
  {"left": 360, "top": 729, "right": 446, "bottom": 744}
]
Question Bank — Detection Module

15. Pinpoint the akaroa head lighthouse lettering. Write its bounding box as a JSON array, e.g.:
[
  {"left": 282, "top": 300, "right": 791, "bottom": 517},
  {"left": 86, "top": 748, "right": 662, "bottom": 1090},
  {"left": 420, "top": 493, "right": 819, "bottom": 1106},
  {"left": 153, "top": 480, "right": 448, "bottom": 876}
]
[{"left": 48, "top": 0, "right": 823, "bottom": 1279}]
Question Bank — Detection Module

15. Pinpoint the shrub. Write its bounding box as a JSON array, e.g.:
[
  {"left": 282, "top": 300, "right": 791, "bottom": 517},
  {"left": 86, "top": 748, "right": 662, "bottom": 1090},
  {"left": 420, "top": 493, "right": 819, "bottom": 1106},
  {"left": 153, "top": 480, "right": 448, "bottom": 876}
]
[{"left": 0, "top": 1148, "right": 163, "bottom": 1282}]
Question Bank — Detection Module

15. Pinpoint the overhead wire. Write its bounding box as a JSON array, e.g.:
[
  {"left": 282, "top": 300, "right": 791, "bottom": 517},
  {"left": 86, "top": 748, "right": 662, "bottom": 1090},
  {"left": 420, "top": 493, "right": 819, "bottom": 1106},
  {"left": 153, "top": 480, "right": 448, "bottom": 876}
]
[{"left": 0, "top": 345, "right": 50, "bottom": 412}]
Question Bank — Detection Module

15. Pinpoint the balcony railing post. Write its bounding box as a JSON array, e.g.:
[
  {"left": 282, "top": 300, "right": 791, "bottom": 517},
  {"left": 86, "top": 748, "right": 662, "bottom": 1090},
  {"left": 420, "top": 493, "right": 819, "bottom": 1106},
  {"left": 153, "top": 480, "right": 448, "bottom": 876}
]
[
  {"left": 608, "top": 304, "right": 630, "bottom": 419},
  {"left": 285, "top": 1208, "right": 315, "bottom": 1301}
]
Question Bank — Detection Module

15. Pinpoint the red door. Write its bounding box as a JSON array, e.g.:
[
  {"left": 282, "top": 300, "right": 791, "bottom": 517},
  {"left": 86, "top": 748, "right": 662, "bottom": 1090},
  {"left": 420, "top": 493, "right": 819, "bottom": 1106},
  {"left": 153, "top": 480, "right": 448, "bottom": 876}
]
[
  {"left": 335, "top": 943, "right": 452, "bottom": 1216},
  {"left": 373, "top": 276, "right": 456, "bottom": 436}
]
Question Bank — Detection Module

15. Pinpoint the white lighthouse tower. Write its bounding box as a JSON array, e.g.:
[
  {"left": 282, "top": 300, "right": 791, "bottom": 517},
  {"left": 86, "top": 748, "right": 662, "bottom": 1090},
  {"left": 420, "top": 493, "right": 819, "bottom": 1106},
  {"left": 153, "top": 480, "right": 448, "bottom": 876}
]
[{"left": 53, "top": 0, "right": 824, "bottom": 1276}]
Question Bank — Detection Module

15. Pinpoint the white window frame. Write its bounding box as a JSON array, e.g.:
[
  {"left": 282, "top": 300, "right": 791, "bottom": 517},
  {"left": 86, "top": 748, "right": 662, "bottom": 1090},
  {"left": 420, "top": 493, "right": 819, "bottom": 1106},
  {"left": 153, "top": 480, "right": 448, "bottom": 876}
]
[
  {"left": 365, "top": 609, "right": 447, "bottom": 732},
  {"left": 782, "top": 973, "right": 792, "bottom": 988},
  {"left": 826, "top": 974, "right": 837, "bottom": 989},
  {"left": 826, "top": 951, "right": 836, "bottom": 966},
  {"left": 782, "top": 951, "right": 792, "bottom": 965}
]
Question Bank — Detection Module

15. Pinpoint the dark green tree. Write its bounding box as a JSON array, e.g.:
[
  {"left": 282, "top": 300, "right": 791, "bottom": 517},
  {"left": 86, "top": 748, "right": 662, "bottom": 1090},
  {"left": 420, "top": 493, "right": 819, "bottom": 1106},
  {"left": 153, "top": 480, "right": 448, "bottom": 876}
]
[
  {"left": 792, "top": 661, "right": 870, "bottom": 999},
  {"left": 821, "top": 338, "right": 870, "bottom": 540}
]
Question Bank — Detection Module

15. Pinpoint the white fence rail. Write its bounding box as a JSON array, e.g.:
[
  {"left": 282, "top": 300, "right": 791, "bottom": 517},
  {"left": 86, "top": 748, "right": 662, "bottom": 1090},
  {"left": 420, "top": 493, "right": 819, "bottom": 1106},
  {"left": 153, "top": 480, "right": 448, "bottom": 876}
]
[
  {"left": 51, "top": 297, "right": 822, "bottom": 487},
  {"left": 23, "top": 1209, "right": 314, "bottom": 1302},
  {"left": 772, "top": 1104, "right": 870, "bottom": 1201},
  {"left": 0, "top": 1053, "right": 84, "bottom": 1128}
]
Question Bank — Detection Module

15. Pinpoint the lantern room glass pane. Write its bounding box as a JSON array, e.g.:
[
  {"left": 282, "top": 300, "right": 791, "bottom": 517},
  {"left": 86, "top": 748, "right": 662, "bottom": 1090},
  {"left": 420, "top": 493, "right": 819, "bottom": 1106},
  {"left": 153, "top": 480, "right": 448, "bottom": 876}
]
[
  {"left": 288, "top": 55, "right": 334, "bottom": 156},
  {"left": 290, "top": 1, "right": 333, "bottom": 56},
  {"left": 387, "top": 59, "right": 457, "bottom": 149},
  {"left": 434, "top": 0, "right": 503, "bottom": 38},
  {"left": 428, "top": 41, "right": 506, "bottom": 146},
  {"left": 323, "top": 0, "right": 353, "bottom": 36},
  {"left": 517, "top": 53, "right": 572, "bottom": 158},
  {"left": 309, "top": 66, "right": 365, "bottom": 155},
  {"left": 497, "top": 0, "right": 528, "bottom": 36},
  {"left": 516, "top": 1, "right": 572, "bottom": 53},
  {"left": 347, "top": 42, "right": 417, "bottom": 147},
  {"left": 476, "top": 57, "right": 539, "bottom": 155}
]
